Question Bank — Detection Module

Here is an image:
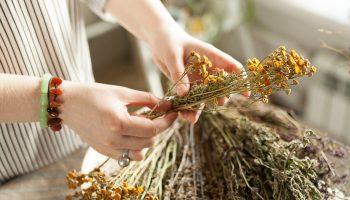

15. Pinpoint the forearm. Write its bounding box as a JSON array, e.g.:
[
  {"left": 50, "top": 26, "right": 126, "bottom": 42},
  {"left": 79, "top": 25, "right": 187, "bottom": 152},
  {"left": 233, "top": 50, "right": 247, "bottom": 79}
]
[
  {"left": 105, "top": 0, "right": 183, "bottom": 46},
  {"left": 0, "top": 73, "right": 41, "bottom": 122}
]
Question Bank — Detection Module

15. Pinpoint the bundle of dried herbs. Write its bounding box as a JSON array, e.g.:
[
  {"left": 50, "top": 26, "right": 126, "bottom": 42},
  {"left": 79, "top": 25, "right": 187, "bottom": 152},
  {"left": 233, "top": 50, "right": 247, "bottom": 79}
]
[
  {"left": 146, "top": 46, "right": 316, "bottom": 119},
  {"left": 65, "top": 47, "right": 349, "bottom": 199},
  {"left": 202, "top": 112, "right": 322, "bottom": 199},
  {"left": 66, "top": 100, "right": 349, "bottom": 199}
]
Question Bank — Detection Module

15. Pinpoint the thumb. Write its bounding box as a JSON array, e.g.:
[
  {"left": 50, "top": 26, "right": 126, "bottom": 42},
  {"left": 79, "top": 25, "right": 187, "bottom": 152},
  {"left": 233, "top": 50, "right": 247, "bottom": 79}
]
[{"left": 167, "top": 54, "right": 190, "bottom": 97}]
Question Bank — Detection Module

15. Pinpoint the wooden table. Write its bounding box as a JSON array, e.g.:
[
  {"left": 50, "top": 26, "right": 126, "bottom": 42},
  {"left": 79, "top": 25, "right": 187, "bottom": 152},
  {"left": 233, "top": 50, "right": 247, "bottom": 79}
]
[{"left": 0, "top": 147, "right": 87, "bottom": 200}]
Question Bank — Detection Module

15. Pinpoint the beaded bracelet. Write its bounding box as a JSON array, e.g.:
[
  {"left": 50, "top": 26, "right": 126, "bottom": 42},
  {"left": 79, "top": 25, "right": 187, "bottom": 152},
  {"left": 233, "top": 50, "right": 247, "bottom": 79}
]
[
  {"left": 40, "top": 73, "right": 52, "bottom": 128},
  {"left": 39, "top": 73, "right": 63, "bottom": 132},
  {"left": 47, "top": 76, "right": 63, "bottom": 132}
]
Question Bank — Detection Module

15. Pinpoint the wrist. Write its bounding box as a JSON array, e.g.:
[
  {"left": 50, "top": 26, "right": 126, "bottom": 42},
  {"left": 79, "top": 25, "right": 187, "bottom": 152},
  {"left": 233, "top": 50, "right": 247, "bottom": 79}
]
[{"left": 58, "top": 80, "right": 80, "bottom": 125}]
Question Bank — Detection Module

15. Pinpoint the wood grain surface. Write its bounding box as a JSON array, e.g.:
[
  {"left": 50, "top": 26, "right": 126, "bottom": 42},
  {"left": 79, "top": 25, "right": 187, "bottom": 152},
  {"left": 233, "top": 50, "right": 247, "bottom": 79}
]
[{"left": 0, "top": 147, "right": 87, "bottom": 200}]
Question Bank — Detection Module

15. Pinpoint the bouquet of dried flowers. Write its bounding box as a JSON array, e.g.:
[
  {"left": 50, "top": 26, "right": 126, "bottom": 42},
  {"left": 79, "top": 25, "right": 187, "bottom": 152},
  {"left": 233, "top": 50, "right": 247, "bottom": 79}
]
[
  {"left": 146, "top": 46, "right": 316, "bottom": 119},
  {"left": 65, "top": 47, "right": 349, "bottom": 200}
]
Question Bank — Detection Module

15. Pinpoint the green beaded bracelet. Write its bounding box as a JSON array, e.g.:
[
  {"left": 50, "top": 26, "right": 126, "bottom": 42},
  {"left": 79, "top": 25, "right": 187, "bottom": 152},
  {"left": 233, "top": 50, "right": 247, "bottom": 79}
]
[{"left": 40, "top": 73, "right": 52, "bottom": 128}]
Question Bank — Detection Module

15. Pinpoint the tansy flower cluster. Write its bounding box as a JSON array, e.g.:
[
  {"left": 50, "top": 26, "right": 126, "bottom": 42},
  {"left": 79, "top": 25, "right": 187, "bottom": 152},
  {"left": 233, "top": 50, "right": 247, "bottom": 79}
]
[
  {"left": 189, "top": 51, "right": 226, "bottom": 85},
  {"left": 145, "top": 46, "right": 317, "bottom": 119},
  {"left": 65, "top": 168, "right": 153, "bottom": 200},
  {"left": 246, "top": 46, "right": 317, "bottom": 103}
]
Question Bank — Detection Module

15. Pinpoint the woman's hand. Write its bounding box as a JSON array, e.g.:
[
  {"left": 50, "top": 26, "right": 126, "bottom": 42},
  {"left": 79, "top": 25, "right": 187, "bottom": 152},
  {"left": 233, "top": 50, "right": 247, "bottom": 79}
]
[
  {"left": 60, "top": 82, "right": 177, "bottom": 161},
  {"left": 149, "top": 26, "right": 246, "bottom": 123},
  {"left": 104, "top": 0, "right": 247, "bottom": 123}
]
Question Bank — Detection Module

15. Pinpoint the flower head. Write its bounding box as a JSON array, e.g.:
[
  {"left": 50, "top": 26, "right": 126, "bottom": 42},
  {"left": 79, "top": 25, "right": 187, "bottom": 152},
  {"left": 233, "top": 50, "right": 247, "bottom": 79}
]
[{"left": 245, "top": 46, "right": 316, "bottom": 101}]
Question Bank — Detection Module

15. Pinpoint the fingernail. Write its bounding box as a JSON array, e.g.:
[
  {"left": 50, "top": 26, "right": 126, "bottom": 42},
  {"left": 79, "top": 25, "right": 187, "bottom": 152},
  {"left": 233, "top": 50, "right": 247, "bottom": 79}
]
[{"left": 242, "top": 91, "right": 251, "bottom": 97}]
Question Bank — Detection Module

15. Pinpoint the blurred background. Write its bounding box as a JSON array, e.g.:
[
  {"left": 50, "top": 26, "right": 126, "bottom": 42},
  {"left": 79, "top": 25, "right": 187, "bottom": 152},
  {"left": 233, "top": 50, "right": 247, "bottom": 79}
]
[
  {"left": 1, "top": 0, "right": 349, "bottom": 199},
  {"left": 85, "top": 0, "right": 350, "bottom": 144}
]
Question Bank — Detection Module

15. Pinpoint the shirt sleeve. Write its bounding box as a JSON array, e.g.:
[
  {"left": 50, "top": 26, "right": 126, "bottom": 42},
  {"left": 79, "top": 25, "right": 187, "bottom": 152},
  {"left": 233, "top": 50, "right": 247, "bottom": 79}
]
[{"left": 81, "top": 0, "right": 117, "bottom": 23}]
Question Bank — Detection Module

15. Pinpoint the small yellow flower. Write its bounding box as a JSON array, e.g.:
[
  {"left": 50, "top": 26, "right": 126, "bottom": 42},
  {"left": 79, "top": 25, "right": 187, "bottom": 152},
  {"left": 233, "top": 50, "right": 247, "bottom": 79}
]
[
  {"left": 265, "top": 88, "right": 273, "bottom": 95},
  {"left": 290, "top": 50, "right": 300, "bottom": 59},
  {"left": 310, "top": 66, "right": 317, "bottom": 73},
  {"left": 252, "top": 58, "right": 260, "bottom": 64},
  {"left": 122, "top": 181, "right": 128, "bottom": 187},
  {"left": 136, "top": 186, "right": 144, "bottom": 194},
  {"left": 261, "top": 96, "right": 269, "bottom": 103},
  {"left": 294, "top": 66, "right": 302, "bottom": 75},
  {"left": 285, "top": 89, "right": 292, "bottom": 95},
  {"left": 298, "top": 60, "right": 305, "bottom": 67},
  {"left": 274, "top": 61, "right": 282, "bottom": 69},
  {"left": 217, "top": 77, "right": 224, "bottom": 82}
]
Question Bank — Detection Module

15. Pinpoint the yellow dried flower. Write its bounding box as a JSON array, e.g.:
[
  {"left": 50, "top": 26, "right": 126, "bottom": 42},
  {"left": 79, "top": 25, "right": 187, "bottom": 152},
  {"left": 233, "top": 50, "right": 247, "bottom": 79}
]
[
  {"left": 247, "top": 58, "right": 260, "bottom": 71},
  {"left": 293, "top": 80, "right": 299, "bottom": 85},
  {"left": 285, "top": 89, "right": 292, "bottom": 95},
  {"left": 274, "top": 61, "right": 282, "bottom": 69},
  {"left": 310, "top": 66, "right": 317, "bottom": 73},
  {"left": 261, "top": 96, "right": 269, "bottom": 103},
  {"left": 298, "top": 60, "right": 305, "bottom": 67},
  {"left": 265, "top": 88, "right": 273, "bottom": 95},
  {"left": 294, "top": 66, "right": 302, "bottom": 75},
  {"left": 290, "top": 49, "right": 300, "bottom": 59}
]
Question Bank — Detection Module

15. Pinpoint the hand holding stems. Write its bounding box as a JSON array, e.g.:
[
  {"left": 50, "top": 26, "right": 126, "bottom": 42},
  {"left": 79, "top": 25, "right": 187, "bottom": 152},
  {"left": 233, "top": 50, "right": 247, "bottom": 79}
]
[
  {"left": 105, "top": 0, "right": 249, "bottom": 123},
  {"left": 59, "top": 82, "right": 177, "bottom": 161},
  {"left": 149, "top": 30, "right": 248, "bottom": 123}
]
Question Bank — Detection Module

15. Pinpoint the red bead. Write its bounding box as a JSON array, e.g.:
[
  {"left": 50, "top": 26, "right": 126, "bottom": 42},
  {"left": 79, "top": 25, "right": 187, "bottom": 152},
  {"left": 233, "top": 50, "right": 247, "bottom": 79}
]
[
  {"left": 49, "top": 94, "right": 55, "bottom": 103},
  {"left": 48, "top": 117, "right": 62, "bottom": 126},
  {"left": 47, "top": 107, "right": 60, "bottom": 117},
  {"left": 50, "top": 88, "right": 63, "bottom": 96},
  {"left": 50, "top": 124, "right": 62, "bottom": 132},
  {"left": 50, "top": 76, "right": 62, "bottom": 86},
  {"left": 50, "top": 101, "right": 61, "bottom": 108}
]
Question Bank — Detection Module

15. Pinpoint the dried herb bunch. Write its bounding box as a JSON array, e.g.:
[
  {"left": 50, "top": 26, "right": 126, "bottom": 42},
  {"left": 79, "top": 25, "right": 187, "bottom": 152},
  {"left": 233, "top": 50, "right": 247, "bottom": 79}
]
[
  {"left": 66, "top": 99, "right": 349, "bottom": 199},
  {"left": 201, "top": 112, "right": 322, "bottom": 199},
  {"left": 147, "top": 46, "right": 317, "bottom": 119},
  {"left": 65, "top": 167, "right": 145, "bottom": 200},
  {"left": 65, "top": 47, "right": 349, "bottom": 200}
]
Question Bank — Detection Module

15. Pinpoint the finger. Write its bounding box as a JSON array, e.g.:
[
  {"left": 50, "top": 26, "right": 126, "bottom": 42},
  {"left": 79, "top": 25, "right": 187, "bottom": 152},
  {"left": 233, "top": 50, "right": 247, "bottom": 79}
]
[
  {"left": 166, "top": 51, "right": 190, "bottom": 97},
  {"left": 111, "top": 136, "right": 155, "bottom": 150},
  {"left": 96, "top": 148, "right": 144, "bottom": 161},
  {"left": 112, "top": 150, "right": 144, "bottom": 161},
  {"left": 179, "top": 103, "right": 204, "bottom": 123},
  {"left": 123, "top": 112, "right": 177, "bottom": 137},
  {"left": 118, "top": 88, "right": 165, "bottom": 109},
  {"left": 187, "top": 41, "right": 243, "bottom": 73},
  {"left": 179, "top": 110, "right": 201, "bottom": 124},
  {"left": 152, "top": 111, "right": 178, "bottom": 131},
  {"left": 242, "top": 91, "right": 251, "bottom": 97},
  {"left": 128, "top": 100, "right": 172, "bottom": 112}
]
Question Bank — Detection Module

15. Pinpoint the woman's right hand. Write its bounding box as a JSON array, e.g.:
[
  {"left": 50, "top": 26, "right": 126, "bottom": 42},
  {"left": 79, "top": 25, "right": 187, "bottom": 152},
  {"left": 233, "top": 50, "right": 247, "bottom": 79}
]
[{"left": 59, "top": 81, "right": 177, "bottom": 161}]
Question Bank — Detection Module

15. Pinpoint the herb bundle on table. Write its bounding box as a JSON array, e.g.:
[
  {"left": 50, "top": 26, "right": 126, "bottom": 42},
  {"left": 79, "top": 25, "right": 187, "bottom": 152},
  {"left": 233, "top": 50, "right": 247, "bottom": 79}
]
[{"left": 65, "top": 47, "right": 348, "bottom": 200}]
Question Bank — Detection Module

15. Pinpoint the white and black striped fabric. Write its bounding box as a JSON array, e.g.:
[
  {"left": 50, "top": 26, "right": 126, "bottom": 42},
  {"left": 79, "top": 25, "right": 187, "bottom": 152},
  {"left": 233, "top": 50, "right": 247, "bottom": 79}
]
[{"left": 0, "top": 0, "right": 108, "bottom": 183}]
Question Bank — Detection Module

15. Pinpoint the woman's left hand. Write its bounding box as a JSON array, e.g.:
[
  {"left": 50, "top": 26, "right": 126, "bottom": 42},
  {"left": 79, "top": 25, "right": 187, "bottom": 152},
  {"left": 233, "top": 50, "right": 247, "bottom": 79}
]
[{"left": 149, "top": 26, "right": 246, "bottom": 123}]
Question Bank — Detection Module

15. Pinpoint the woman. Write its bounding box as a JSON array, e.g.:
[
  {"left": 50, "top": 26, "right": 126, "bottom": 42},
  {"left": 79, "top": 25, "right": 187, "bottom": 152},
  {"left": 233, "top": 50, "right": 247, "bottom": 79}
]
[{"left": 0, "top": 0, "right": 243, "bottom": 183}]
